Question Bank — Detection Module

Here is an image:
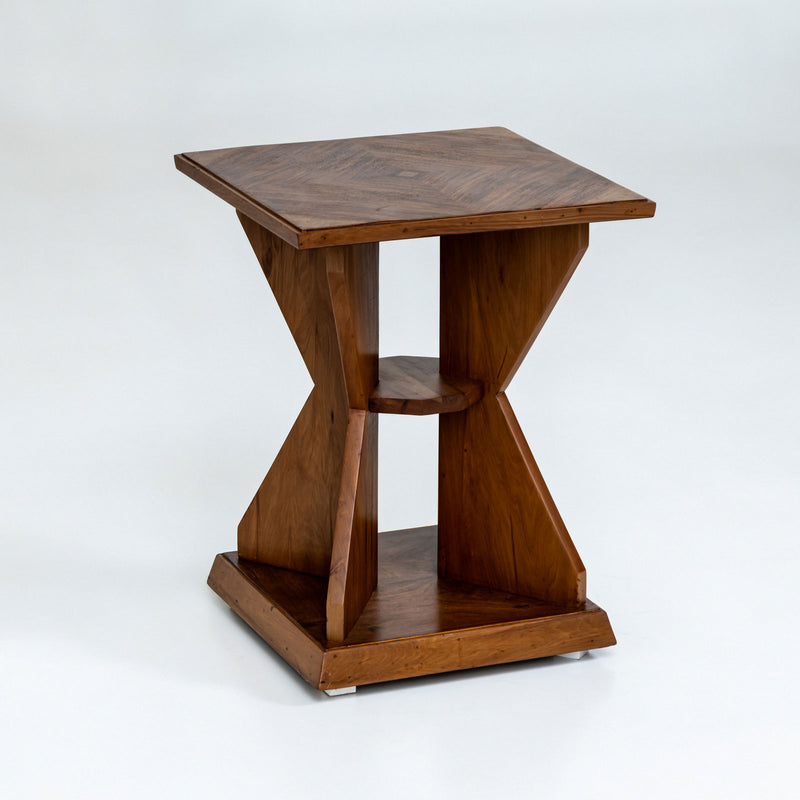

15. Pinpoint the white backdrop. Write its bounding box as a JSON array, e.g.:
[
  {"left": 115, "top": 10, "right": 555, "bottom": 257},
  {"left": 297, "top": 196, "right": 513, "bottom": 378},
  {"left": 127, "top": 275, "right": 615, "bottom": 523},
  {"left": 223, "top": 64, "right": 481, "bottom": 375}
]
[{"left": 2, "top": 1, "right": 799, "bottom": 797}]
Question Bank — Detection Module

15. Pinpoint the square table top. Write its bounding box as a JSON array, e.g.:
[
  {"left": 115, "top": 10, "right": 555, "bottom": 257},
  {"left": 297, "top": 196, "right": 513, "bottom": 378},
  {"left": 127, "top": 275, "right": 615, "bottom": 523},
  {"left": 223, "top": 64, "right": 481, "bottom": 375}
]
[{"left": 175, "top": 127, "right": 654, "bottom": 249}]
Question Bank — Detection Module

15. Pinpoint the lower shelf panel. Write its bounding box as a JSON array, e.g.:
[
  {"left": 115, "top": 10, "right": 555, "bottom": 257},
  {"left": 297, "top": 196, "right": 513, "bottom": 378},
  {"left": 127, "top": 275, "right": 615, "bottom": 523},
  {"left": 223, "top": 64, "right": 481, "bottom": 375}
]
[{"left": 207, "top": 525, "right": 616, "bottom": 690}]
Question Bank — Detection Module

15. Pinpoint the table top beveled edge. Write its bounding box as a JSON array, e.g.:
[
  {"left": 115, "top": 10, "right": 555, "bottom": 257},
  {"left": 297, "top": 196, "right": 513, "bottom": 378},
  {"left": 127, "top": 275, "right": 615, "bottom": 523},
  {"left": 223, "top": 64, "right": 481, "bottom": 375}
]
[
  {"left": 177, "top": 149, "right": 656, "bottom": 249},
  {"left": 175, "top": 125, "right": 657, "bottom": 250},
  {"left": 175, "top": 153, "right": 303, "bottom": 248},
  {"left": 294, "top": 197, "right": 656, "bottom": 248}
]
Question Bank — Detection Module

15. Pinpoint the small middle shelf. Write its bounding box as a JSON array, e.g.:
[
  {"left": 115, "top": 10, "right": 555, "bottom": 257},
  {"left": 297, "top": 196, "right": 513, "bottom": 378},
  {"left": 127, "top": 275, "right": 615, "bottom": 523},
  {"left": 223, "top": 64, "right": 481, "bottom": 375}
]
[{"left": 369, "top": 355, "right": 484, "bottom": 416}]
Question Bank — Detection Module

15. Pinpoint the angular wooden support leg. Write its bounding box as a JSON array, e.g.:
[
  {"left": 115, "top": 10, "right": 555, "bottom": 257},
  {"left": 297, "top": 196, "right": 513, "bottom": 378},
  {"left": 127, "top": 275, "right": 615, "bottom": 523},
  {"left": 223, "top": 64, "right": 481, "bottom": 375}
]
[
  {"left": 235, "top": 212, "right": 378, "bottom": 640},
  {"left": 325, "top": 245, "right": 379, "bottom": 642},
  {"left": 439, "top": 224, "right": 590, "bottom": 606}
]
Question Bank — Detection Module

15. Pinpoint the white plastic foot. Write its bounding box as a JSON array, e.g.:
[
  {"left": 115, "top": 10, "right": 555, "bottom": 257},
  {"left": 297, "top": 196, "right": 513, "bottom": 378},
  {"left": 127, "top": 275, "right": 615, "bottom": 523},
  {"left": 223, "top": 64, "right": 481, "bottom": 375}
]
[
  {"left": 324, "top": 686, "right": 357, "bottom": 697},
  {"left": 556, "top": 650, "right": 588, "bottom": 660}
]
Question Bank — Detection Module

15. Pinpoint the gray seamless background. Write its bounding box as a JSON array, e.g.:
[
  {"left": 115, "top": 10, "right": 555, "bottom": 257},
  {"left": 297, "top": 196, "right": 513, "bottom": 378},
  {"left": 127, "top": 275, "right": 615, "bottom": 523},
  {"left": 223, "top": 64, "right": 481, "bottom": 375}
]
[{"left": 2, "top": 1, "right": 798, "bottom": 797}]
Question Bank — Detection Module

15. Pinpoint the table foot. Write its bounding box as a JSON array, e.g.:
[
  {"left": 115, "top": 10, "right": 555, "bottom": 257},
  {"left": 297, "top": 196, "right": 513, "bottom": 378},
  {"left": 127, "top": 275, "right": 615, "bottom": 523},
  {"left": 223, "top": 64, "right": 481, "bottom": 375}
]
[
  {"left": 324, "top": 686, "right": 357, "bottom": 697},
  {"left": 555, "top": 650, "right": 589, "bottom": 660}
]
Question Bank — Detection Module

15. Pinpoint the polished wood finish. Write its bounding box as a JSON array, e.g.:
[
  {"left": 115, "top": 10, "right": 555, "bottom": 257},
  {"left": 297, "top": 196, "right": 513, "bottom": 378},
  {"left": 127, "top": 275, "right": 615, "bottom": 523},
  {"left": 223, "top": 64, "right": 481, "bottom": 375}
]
[
  {"left": 175, "top": 127, "right": 655, "bottom": 249},
  {"left": 369, "top": 356, "right": 484, "bottom": 415},
  {"left": 207, "top": 527, "right": 616, "bottom": 690},
  {"left": 439, "top": 225, "right": 589, "bottom": 606},
  {"left": 324, "top": 240, "right": 379, "bottom": 641},
  {"left": 236, "top": 213, "right": 346, "bottom": 575},
  {"left": 326, "top": 409, "right": 378, "bottom": 642},
  {"left": 177, "top": 128, "right": 654, "bottom": 690},
  {"left": 326, "top": 244, "right": 378, "bottom": 408},
  {"left": 236, "top": 214, "right": 378, "bottom": 639}
]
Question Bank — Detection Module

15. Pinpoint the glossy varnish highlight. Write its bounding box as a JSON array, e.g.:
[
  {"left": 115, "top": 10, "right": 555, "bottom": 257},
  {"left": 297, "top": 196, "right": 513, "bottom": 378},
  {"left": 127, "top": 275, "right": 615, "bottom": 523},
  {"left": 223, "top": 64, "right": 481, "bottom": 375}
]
[
  {"left": 175, "top": 127, "right": 655, "bottom": 248},
  {"left": 439, "top": 225, "right": 589, "bottom": 606},
  {"left": 369, "top": 356, "right": 484, "bottom": 415},
  {"left": 208, "top": 527, "right": 616, "bottom": 690}
]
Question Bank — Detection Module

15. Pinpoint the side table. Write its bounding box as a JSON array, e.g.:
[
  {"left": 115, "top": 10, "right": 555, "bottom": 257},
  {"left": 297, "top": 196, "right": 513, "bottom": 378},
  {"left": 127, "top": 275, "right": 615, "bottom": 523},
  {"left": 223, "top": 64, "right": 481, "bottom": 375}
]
[{"left": 175, "top": 127, "right": 655, "bottom": 694}]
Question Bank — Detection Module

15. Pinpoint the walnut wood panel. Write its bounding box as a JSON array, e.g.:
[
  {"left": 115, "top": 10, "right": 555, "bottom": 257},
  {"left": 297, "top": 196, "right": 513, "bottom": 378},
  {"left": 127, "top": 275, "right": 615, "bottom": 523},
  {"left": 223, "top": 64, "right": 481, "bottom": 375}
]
[
  {"left": 325, "top": 407, "right": 379, "bottom": 642},
  {"left": 324, "top": 243, "right": 379, "bottom": 641},
  {"left": 175, "top": 127, "right": 655, "bottom": 248},
  {"left": 369, "top": 355, "right": 484, "bottom": 415},
  {"left": 325, "top": 243, "right": 379, "bottom": 408},
  {"left": 236, "top": 215, "right": 378, "bottom": 607},
  {"left": 440, "top": 225, "right": 589, "bottom": 390},
  {"left": 321, "top": 604, "right": 613, "bottom": 689},
  {"left": 439, "top": 225, "right": 589, "bottom": 606},
  {"left": 345, "top": 526, "right": 578, "bottom": 643},
  {"left": 236, "top": 213, "right": 346, "bottom": 575},
  {"left": 207, "top": 527, "right": 615, "bottom": 690}
]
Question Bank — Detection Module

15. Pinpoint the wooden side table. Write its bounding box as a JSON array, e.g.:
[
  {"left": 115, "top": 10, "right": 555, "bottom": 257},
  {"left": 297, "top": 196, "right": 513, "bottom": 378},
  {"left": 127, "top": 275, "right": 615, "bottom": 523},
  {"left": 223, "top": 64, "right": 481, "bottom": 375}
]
[{"left": 175, "top": 127, "right": 655, "bottom": 694}]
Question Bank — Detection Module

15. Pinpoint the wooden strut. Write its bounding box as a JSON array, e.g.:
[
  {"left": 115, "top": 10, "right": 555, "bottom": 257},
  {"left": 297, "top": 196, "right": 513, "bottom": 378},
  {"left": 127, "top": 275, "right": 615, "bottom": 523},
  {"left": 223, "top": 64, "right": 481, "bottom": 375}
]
[
  {"left": 236, "top": 212, "right": 378, "bottom": 642},
  {"left": 439, "top": 224, "right": 590, "bottom": 607}
]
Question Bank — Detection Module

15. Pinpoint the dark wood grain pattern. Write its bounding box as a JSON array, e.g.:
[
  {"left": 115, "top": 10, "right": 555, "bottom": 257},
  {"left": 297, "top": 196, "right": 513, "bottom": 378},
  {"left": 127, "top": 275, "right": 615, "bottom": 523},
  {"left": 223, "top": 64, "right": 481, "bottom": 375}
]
[
  {"left": 175, "top": 127, "right": 655, "bottom": 248},
  {"left": 236, "top": 214, "right": 379, "bottom": 639},
  {"left": 439, "top": 225, "right": 589, "bottom": 606},
  {"left": 321, "top": 603, "right": 612, "bottom": 690},
  {"left": 324, "top": 243, "right": 379, "bottom": 641},
  {"left": 326, "top": 244, "right": 379, "bottom": 408},
  {"left": 369, "top": 355, "right": 484, "bottom": 415},
  {"left": 236, "top": 213, "right": 348, "bottom": 575},
  {"left": 207, "top": 527, "right": 616, "bottom": 690}
]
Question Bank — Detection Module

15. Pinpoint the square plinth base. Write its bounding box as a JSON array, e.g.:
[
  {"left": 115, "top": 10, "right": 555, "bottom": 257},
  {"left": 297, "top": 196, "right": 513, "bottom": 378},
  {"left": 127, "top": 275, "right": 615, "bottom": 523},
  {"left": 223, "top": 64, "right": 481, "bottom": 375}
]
[{"left": 207, "top": 526, "right": 616, "bottom": 691}]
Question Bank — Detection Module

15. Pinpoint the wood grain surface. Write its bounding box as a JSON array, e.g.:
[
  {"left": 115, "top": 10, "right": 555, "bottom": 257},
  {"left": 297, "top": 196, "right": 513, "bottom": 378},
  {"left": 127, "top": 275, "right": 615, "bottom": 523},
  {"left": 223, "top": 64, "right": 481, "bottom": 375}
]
[
  {"left": 368, "top": 355, "right": 484, "bottom": 415},
  {"left": 236, "top": 214, "right": 378, "bottom": 620},
  {"left": 175, "top": 127, "right": 655, "bottom": 248},
  {"left": 324, "top": 241, "right": 379, "bottom": 641},
  {"left": 439, "top": 225, "right": 589, "bottom": 606},
  {"left": 207, "top": 527, "right": 616, "bottom": 690},
  {"left": 236, "top": 213, "right": 348, "bottom": 576}
]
